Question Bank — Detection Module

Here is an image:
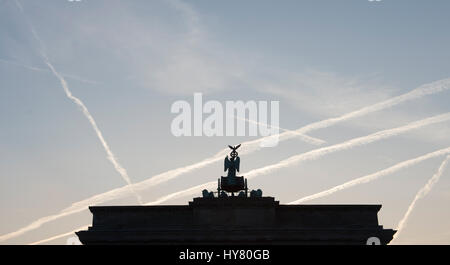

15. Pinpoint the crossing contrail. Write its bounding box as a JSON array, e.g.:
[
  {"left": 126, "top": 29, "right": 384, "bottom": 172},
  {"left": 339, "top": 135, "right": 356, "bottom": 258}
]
[
  {"left": 289, "top": 148, "right": 450, "bottom": 204},
  {"left": 392, "top": 155, "right": 450, "bottom": 242},
  {"left": 143, "top": 113, "right": 450, "bottom": 206},
  {"left": 12, "top": 0, "right": 143, "bottom": 204},
  {"left": 2, "top": 111, "right": 450, "bottom": 243}
]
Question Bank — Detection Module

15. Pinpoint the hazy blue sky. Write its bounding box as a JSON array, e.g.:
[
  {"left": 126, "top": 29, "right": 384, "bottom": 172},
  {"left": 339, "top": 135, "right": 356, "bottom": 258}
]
[{"left": 1, "top": 0, "right": 450, "bottom": 244}]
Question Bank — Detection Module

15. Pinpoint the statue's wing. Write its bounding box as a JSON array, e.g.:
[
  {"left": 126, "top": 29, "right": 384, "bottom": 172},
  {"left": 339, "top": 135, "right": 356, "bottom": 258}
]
[
  {"left": 228, "top": 145, "right": 233, "bottom": 150},
  {"left": 235, "top": 144, "right": 241, "bottom": 150},
  {"left": 235, "top": 156, "right": 240, "bottom": 172},
  {"left": 224, "top": 156, "right": 230, "bottom": 171}
]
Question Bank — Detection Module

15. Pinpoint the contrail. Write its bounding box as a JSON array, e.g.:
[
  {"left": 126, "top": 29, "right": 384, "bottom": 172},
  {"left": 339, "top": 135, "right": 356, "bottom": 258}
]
[
  {"left": 2, "top": 112, "right": 449, "bottom": 243},
  {"left": 0, "top": 157, "right": 219, "bottom": 242},
  {"left": 234, "top": 115, "right": 326, "bottom": 146},
  {"left": 289, "top": 148, "right": 450, "bottom": 204},
  {"left": 146, "top": 181, "right": 215, "bottom": 205},
  {"left": 143, "top": 113, "right": 450, "bottom": 206},
  {"left": 0, "top": 58, "right": 102, "bottom": 85},
  {"left": 30, "top": 182, "right": 215, "bottom": 244},
  {"left": 32, "top": 183, "right": 217, "bottom": 244},
  {"left": 30, "top": 225, "right": 89, "bottom": 245},
  {"left": 0, "top": 58, "right": 47, "bottom": 72},
  {"left": 392, "top": 155, "right": 450, "bottom": 242},
  {"left": 44, "top": 61, "right": 143, "bottom": 204},
  {"left": 13, "top": 0, "right": 143, "bottom": 204},
  {"left": 32, "top": 182, "right": 215, "bottom": 245},
  {"left": 0, "top": 206, "right": 87, "bottom": 243}
]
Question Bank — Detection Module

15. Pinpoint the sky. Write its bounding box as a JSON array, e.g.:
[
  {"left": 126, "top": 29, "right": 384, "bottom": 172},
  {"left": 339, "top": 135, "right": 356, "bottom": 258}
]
[{"left": 0, "top": 0, "right": 450, "bottom": 244}]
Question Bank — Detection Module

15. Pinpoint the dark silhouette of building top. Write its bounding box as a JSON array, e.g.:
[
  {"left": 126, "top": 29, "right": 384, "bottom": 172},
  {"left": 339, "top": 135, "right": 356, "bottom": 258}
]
[{"left": 76, "top": 198, "right": 395, "bottom": 245}]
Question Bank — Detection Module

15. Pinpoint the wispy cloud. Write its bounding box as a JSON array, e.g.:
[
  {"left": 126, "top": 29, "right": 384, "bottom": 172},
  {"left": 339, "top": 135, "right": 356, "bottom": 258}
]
[{"left": 258, "top": 71, "right": 396, "bottom": 117}]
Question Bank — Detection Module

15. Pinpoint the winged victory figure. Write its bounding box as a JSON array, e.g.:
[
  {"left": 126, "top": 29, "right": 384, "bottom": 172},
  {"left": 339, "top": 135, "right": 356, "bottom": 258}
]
[{"left": 224, "top": 144, "right": 241, "bottom": 178}]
